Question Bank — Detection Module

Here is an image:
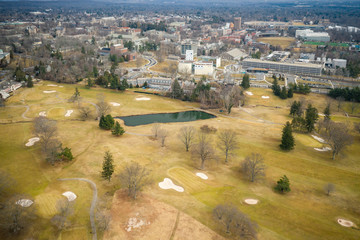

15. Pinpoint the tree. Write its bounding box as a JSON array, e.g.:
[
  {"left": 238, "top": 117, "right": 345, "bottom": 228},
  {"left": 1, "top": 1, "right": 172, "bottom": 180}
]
[
  {"left": 305, "top": 104, "right": 319, "bottom": 132},
  {"left": 241, "top": 74, "right": 250, "bottom": 89},
  {"left": 271, "top": 76, "right": 281, "bottom": 96},
  {"left": 336, "top": 96, "right": 344, "bottom": 112},
  {"left": 0, "top": 194, "right": 36, "bottom": 235},
  {"left": 101, "top": 151, "right": 115, "bottom": 182},
  {"left": 118, "top": 162, "right": 150, "bottom": 199},
  {"left": 51, "top": 198, "right": 74, "bottom": 230},
  {"left": 96, "top": 94, "right": 111, "bottom": 118},
  {"left": 112, "top": 121, "right": 125, "bottom": 136},
  {"left": 350, "top": 99, "right": 359, "bottom": 114},
  {"left": 213, "top": 204, "right": 257, "bottom": 238},
  {"left": 275, "top": 175, "right": 291, "bottom": 193},
  {"left": 91, "top": 36, "right": 96, "bottom": 45},
  {"left": 69, "top": 87, "right": 81, "bottom": 103},
  {"left": 280, "top": 122, "right": 295, "bottom": 150},
  {"left": 26, "top": 75, "right": 33, "bottom": 88},
  {"left": 93, "top": 66, "right": 99, "bottom": 78},
  {"left": 324, "top": 183, "right": 335, "bottom": 196},
  {"left": 78, "top": 105, "right": 92, "bottom": 121},
  {"left": 152, "top": 123, "right": 161, "bottom": 139},
  {"left": 320, "top": 121, "right": 353, "bottom": 160},
  {"left": 241, "top": 153, "right": 266, "bottom": 182},
  {"left": 178, "top": 126, "right": 196, "bottom": 152},
  {"left": 33, "top": 117, "right": 58, "bottom": 153},
  {"left": 217, "top": 129, "right": 238, "bottom": 163},
  {"left": 171, "top": 79, "right": 183, "bottom": 99},
  {"left": 58, "top": 147, "right": 74, "bottom": 162},
  {"left": 192, "top": 132, "right": 215, "bottom": 169},
  {"left": 99, "top": 114, "right": 115, "bottom": 130},
  {"left": 324, "top": 104, "right": 331, "bottom": 121},
  {"left": 280, "top": 86, "right": 287, "bottom": 99},
  {"left": 290, "top": 101, "right": 300, "bottom": 117},
  {"left": 287, "top": 88, "right": 293, "bottom": 98},
  {"left": 158, "top": 129, "right": 168, "bottom": 147}
]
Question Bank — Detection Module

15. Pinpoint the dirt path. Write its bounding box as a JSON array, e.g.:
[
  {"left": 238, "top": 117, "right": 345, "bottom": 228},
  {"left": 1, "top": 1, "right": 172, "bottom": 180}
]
[{"left": 58, "top": 178, "right": 98, "bottom": 240}]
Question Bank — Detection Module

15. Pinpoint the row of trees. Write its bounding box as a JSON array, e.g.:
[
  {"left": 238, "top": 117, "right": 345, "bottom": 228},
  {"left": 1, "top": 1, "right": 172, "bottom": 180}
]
[
  {"left": 328, "top": 87, "right": 360, "bottom": 103},
  {"left": 271, "top": 76, "right": 294, "bottom": 99},
  {"left": 99, "top": 114, "right": 125, "bottom": 136}
]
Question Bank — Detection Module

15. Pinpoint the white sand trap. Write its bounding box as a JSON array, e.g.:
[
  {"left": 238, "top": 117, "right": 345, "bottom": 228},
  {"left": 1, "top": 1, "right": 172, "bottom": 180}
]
[
  {"left": 158, "top": 178, "right": 184, "bottom": 192},
  {"left": 262, "top": 96, "right": 270, "bottom": 99},
  {"left": 126, "top": 217, "right": 149, "bottom": 232},
  {"left": 245, "top": 91, "right": 253, "bottom": 96},
  {"left": 196, "top": 173, "right": 208, "bottom": 180},
  {"left": 136, "top": 97, "right": 151, "bottom": 101},
  {"left": 47, "top": 84, "right": 58, "bottom": 87},
  {"left": 39, "top": 111, "right": 47, "bottom": 117},
  {"left": 59, "top": 86, "right": 64, "bottom": 88},
  {"left": 314, "top": 147, "right": 331, "bottom": 152},
  {"left": 110, "top": 102, "right": 121, "bottom": 106},
  {"left": 311, "top": 135, "right": 326, "bottom": 143},
  {"left": 62, "top": 191, "right": 77, "bottom": 201},
  {"left": 15, "top": 199, "right": 34, "bottom": 207},
  {"left": 25, "top": 137, "right": 40, "bottom": 147},
  {"left": 337, "top": 218, "right": 354, "bottom": 227},
  {"left": 244, "top": 199, "right": 259, "bottom": 205},
  {"left": 65, "top": 110, "right": 73, "bottom": 117},
  {"left": 43, "top": 90, "right": 56, "bottom": 93}
]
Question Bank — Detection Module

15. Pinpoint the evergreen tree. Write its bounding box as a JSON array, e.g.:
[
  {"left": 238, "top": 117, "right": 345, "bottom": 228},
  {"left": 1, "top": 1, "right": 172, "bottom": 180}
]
[
  {"left": 27, "top": 75, "right": 34, "bottom": 88},
  {"left": 121, "top": 79, "right": 129, "bottom": 89},
  {"left": 324, "top": 104, "right": 331, "bottom": 121},
  {"left": 287, "top": 88, "right": 293, "bottom": 98},
  {"left": 112, "top": 121, "right": 125, "bottom": 136},
  {"left": 101, "top": 151, "right": 114, "bottom": 182},
  {"left": 241, "top": 74, "right": 250, "bottom": 89},
  {"left": 275, "top": 175, "right": 291, "bottom": 193},
  {"left": 81, "top": 46, "right": 86, "bottom": 54},
  {"left": 143, "top": 81, "right": 148, "bottom": 88},
  {"left": 93, "top": 66, "right": 99, "bottom": 77},
  {"left": 171, "top": 79, "right": 183, "bottom": 99},
  {"left": 280, "top": 122, "right": 295, "bottom": 150},
  {"left": 280, "top": 86, "right": 288, "bottom": 99},
  {"left": 136, "top": 83, "right": 140, "bottom": 88},
  {"left": 129, "top": 83, "right": 133, "bottom": 88},
  {"left": 305, "top": 104, "right": 319, "bottom": 132},
  {"left": 290, "top": 101, "right": 300, "bottom": 117},
  {"left": 271, "top": 77, "right": 281, "bottom": 96},
  {"left": 99, "top": 114, "right": 115, "bottom": 130},
  {"left": 58, "top": 147, "right": 74, "bottom": 161}
]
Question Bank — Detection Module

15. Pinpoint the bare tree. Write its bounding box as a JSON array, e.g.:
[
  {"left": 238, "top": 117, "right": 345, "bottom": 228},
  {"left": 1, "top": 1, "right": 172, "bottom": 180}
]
[
  {"left": 0, "top": 194, "right": 36, "bottom": 235},
  {"left": 320, "top": 121, "right": 353, "bottom": 160},
  {"left": 33, "top": 117, "right": 58, "bottom": 152},
  {"left": 213, "top": 204, "right": 257, "bottom": 239},
  {"left": 96, "top": 94, "right": 111, "bottom": 118},
  {"left": 51, "top": 198, "right": 74, "bottom": 230},
  {"left": 218, "top": 129, "right": 238, "bottom": 163},
  {"left": 178, "top": 126, "right": 196, "bottom": 152},
  {"left": 324, "top": 183, "right": 335, "bottom": 196},
  {"left": 336, "top": 96, "right": 344, "bottom": 112},
  {"left": 118, "top": 162, "right": 150, "bottom": 200},
  {"left": 241, "top": 153, "right": 266, "bottom": 182},
  {"left": 78, "top": 105, "right": 93, "bottom": 121},
  {"left": 158, "top": 129, "right": 168, "bottom": 147},
  {"left": 350, "top": 99, "right": 359, "bottom": 114},
  {"left": 152, "top": 123, "right": 161, "bottom": 139},
  {"left": 192, "top": 132, "right": 215, "bottom": 169}
]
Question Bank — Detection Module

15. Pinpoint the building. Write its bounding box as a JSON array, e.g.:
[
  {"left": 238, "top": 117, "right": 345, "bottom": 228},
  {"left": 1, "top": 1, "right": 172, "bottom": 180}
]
[
  {"left": 181, "top": 43, "right": 198, "bottom": 57},
  {"left": 128, "top": 77, "right": 172, "bottom": 91},
  {"left": 185, "top": 50, "right": 194, "bottom": 61},
  {"left": 242, "top": 59, "right": 323, "bottom": 76},
  {"left": 221, "top": 48, "right": 248, "bottom": 61},
  {"left": 332, "top": 59, "right": 347, "bottom": 68},
  {"left": 0, "top": 49, "right": 10, "bottom": 65},
  {"left": 295, "top": 29, "right": 330, "bottom": 42},
  {"left": 178, "top": 61, "right": 193, "bottom": 74},
  {"left": 244, "top": 21, "right": 289, "bottom": 29},
  {"left": 198, "top": 56, "right": 221, "bottom": 68},
  {"left": 234, "top": 17, "right": 242, "bottom": 30},
  {"left": 193, "top": 62, "right": 214, "bottom": 76}
]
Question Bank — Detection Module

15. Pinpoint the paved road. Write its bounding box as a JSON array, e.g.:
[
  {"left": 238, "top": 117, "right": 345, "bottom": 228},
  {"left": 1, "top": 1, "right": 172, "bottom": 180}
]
[{"left": 58, "top": 178, "right": 98, "bottom": 240}]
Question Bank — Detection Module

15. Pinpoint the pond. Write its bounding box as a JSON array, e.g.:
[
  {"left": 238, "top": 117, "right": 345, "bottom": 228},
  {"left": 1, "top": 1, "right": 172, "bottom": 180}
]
[{"left": 116, "top": 110, "right": 216, "bottom": 126}]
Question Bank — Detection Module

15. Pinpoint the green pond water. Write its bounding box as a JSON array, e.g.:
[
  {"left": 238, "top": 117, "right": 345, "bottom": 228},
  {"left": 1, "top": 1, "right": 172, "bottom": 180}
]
[{"left": 117, "top": 110, "right": 216, "bottom": 126}]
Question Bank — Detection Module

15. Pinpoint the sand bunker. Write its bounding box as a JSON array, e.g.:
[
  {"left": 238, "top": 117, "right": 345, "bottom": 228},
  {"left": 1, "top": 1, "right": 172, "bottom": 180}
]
[
  {"left": 16, "top": 199, "right": 34, "bottom": 207},
  {"left": 110, "top": 102, "right": 121, "bottom": 106},
  {"left": 65, "top": 110, "right": 73, "bottom": 117},
  {"left": 337, "top": 218, "right": 355, "bottom": 227},
  {"left": 126, "top": 217, "right": 149, "bottom": 232},
  {"left": 43, "top": 90, "right": 56, "bottom": 93},
  {"left": 39, "top": 111, "right": 47, "bottom": 117},
  {"left": 245, "top": 91, "right": 253, "bottom": 96},
  {"left": 196, "top": 173, "right": 208, "bottom": 180},
  {"left": 314, "top": 147, "right": 331, "bottom": 152},
  {"left": 47, "top": 84, "right": 58, "bottom": 87},
  {"left": 62, "top": 191, "right": 77, "bottom": 201},
  {"left": 136, "top": 97, "right": 151, "bottom": 101},
  {"left": 25, "top": 137, "right": 40, "bottom": 147},
  {"left": 262, "top": 96, "right": 270, "bottom": 99},
  {"left": 311, "top": 135, "right": 326, "bottom": 143},
  {"left": 159, "top": 178, "right": 184, "bottom": 192},
  {"left": 244, "top": 199, "right": 259, "bottom": 205}
]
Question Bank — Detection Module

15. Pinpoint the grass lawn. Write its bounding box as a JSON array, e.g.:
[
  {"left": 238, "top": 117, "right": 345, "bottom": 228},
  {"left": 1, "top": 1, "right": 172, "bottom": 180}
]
[
  {"left": 257, "top": 37, "right": 296, "bottom": 49},
  {"left": 0, "top": 81, "right": 359, "bottom": 239}
]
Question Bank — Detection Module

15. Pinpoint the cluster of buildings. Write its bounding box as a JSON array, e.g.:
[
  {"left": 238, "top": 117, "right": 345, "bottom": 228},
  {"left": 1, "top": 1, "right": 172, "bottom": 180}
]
[{"left": 295, "top": 29, "right": 330, "bottom": 42}]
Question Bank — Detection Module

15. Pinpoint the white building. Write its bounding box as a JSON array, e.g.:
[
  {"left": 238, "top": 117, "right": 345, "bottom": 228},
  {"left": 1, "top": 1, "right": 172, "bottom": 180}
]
[
  {"left": 194, "top": 61, "right": 214, "bottom": 76},
  {"left": 178, "top": 60, "right": 193, "bottom": 74},
  {"left": 295, "top": 29, "right": 330, "bottom": 42},
  {"left": 185, "top": 50, "right": 194, "bottom": 61},
  {"left": 332, "top": 59, "right": 347, "bottom": 68}
]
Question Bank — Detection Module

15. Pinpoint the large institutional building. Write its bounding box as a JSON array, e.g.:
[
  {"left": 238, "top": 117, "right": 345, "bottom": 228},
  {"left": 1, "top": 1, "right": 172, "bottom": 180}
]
[
  {"left": 234, "top": 17, "right": 242, "bottom": 30},
  {"left": 242, "top": 59, "right": 323, "bottom": 76}
]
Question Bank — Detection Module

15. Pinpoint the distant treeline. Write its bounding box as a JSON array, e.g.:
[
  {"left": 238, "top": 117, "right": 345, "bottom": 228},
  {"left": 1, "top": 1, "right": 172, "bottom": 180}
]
[{"left": 328, "top": 87, "right": 360, "bottom": 102}]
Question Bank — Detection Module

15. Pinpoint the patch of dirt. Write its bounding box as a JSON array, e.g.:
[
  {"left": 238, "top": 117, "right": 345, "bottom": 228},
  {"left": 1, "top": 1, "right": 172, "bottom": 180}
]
[{"left": 104, "top": 191, "right": 225, "bottom": 240}]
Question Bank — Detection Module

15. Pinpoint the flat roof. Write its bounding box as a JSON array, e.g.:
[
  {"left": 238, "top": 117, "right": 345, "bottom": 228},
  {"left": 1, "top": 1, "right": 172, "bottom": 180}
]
[{"left": 243, "top": 58, "right": 323, "bottom": 68}]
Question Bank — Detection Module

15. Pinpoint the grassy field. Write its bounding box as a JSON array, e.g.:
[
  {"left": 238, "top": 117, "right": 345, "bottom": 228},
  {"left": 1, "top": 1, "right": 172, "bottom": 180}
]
[
  {"left": 0, "top": 80, "right": 359, "bottom": 239},
  {"left": 257, "top": 37, "right": 296, "bottom": 49}
]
